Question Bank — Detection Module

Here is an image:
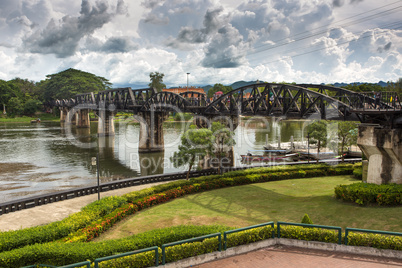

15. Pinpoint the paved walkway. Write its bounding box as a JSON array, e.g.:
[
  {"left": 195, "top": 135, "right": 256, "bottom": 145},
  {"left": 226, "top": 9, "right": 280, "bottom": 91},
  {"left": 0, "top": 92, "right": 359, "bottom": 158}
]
[
  {"left": 0, "top": 181, "right": 167, "bottom": 232},
  {"left": 194, "top": 245, "right": 402, "bottom": 268}
]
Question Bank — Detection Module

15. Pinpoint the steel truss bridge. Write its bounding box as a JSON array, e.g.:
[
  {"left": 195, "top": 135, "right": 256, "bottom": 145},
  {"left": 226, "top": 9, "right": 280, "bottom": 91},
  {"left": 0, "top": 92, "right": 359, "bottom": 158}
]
[{"left": 52, "top": 83, "right": 402, "bottom": 127}]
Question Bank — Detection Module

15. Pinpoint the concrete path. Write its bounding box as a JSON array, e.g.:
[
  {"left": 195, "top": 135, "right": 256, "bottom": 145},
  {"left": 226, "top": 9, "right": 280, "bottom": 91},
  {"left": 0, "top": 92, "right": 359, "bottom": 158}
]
[
  {"left": 193, "top": 245, "right": 402, "bottom": 268},
  {"left": 0, "top": 181, "right": 167, "bottom": 232}
]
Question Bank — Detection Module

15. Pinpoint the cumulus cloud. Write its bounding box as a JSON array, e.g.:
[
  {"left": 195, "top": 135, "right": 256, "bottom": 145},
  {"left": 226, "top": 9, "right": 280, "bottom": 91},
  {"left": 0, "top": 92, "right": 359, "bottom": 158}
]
[
  {"left": 201, "top": 24, "right": 251, "bottom": 68},
  {"left": 85, "top": 36, "right": 139, "bottom": 53},
  {"left": 165, "top": 7, "right": 226, "bottom": 49},
  {"left": 22, "top": 0, "right": 127, "bottom": 58}
]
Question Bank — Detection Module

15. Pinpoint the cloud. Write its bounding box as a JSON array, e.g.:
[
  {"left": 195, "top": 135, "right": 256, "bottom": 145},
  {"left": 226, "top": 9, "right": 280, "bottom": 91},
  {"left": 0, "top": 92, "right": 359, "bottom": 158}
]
[
  {"left": 332, "top": 0, "right": 345, "bottom": 7},
  {"left": 22, "top": 0, "right": 127, "bottom": 58},
  {"left": 85, "top": 36, "right": 139, "bottom": 53},
  {"left": 165, "top": 7, "right": 226, "bottom": 49},
  {"left": 201, "top": 24, "right": 251, "bottom": 68}
]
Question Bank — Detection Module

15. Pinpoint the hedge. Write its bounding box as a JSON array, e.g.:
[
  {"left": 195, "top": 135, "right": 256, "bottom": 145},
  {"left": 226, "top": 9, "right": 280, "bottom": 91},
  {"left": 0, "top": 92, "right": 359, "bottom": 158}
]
[
  {"left": 334, "top": 182, "right": 402, "bottom": 206},
  {"left": 0, "top": 225, "right": 231, "bottom": 268},
  {"left": 0, "top": 164, "right": 355, "bottom": 254},
  {"left": 0, "top": 196, "right": 127, "bottom": 253}
]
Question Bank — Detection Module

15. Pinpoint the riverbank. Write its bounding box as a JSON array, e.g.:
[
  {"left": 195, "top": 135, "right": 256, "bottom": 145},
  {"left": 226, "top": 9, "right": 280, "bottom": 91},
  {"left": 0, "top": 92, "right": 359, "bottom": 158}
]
[{"left": 0, "top": 113, "right": 59, "bottom": 123}]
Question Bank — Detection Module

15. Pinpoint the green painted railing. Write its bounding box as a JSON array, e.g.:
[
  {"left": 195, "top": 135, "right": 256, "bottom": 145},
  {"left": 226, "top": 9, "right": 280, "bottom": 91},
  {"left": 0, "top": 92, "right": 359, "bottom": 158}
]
[
  {"left": 161, "top": 232, "right": 222, "bottom": 265},
  {"left": 23, "top": 222, "right": 402, "bottom": 268},
  {"left": 345, "top": 227, "right": 402, "bottom": 245},
  {"left": 277, "top": 221, "right": 343, "bottom": 245},
  {"left": 223, "top": 221, "right": 275, "bottom": 250},
  {"left": 93, "top": 246, "right": 158, "bottom": 268}
]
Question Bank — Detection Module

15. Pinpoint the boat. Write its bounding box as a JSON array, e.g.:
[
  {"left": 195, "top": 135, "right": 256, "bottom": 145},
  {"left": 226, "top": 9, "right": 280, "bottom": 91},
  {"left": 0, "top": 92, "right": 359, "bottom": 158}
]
[
  {"left": 298, "top": 152, "right": 339, "bottom": 160},
  {"left": 240, "top": 153, "right": 299, "bottom": 162}
]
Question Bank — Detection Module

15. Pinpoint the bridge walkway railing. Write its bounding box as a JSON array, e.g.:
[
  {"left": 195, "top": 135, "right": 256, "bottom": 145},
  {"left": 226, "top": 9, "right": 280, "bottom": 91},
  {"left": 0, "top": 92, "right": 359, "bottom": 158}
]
[{"left": 0, "top": 159, "right": 361, "bottom": 216}]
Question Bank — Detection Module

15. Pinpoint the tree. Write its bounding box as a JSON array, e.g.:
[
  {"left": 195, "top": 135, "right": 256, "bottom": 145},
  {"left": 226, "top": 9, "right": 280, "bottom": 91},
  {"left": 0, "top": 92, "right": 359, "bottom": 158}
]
[
  {"left": 328, "top": 121, "right": 358, "bottom": 162},
  {"left": 41, "top": 68, "right": 112, "bottom": 101},
  {"left": 149, "top": 72, "right": 166, "bottom": 92},
  {"left": 207, "top": 83, "right": 233, "bottom": 99},
  {"left": 210, "top": 122, "right": 236, "bottom": 174},
  {"left": 387, "top": 78, "right": 402, "bottom": 94},
  {"left": 170, "top": 125, "right": 213, "bottom": 180},
  {"left": 0, "top": 80, "right": 22, "bottom": 115},
  {"left": 24, "top": 99, "right": 43, "bottom": 116},
  {"left": 306, "top": 120, "right": 327, "bottom": 163}
]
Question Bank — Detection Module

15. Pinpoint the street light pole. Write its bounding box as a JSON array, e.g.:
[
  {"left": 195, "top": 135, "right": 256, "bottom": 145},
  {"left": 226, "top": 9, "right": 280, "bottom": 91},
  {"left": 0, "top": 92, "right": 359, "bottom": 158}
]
[{"left": 186, "top": 73, "right": 190, "bottom": 92}]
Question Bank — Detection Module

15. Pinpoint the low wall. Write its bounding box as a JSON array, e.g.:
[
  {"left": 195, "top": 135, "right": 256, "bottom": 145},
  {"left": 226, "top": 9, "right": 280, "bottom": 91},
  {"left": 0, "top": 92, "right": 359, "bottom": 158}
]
[{"left": 162, "top": 238, "right": 401, "bottom": 268}]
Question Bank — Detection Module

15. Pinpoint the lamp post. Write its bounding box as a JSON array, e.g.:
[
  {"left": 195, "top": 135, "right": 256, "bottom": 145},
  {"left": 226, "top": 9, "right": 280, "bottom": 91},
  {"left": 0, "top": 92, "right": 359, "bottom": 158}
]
[
  {"left": 186, "top": 73, "right": 190, "bottom": 92},
  {"left": 307, "top": 133, "right": 310, "bottom": 164}
]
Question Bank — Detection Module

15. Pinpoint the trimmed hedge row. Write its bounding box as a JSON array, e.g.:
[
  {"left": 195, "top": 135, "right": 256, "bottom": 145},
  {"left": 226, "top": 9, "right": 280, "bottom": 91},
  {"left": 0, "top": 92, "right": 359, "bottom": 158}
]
[
  {"left": 0, "top": 196, "right": 127, "bottom": 253},
  {"left": 65, "top": 165, "right": 353, "bottom": 243},
  {"left": 0, "top": 164, "right": 355, "bottom": 254},
  {"left": 0, "top": 225, "right": 231, "bottom": 268},
  {"left": 8, "top": 224, "right": 401, "bottom": 268},
  {"left": 0, "top": 164, "right": 355, "bottom": 263},
  {"left": 334, "top": 182, "right": 402, "bottom": 206},
  {"left": 352, "top": 162, "right": 363, "bottom": 180}
]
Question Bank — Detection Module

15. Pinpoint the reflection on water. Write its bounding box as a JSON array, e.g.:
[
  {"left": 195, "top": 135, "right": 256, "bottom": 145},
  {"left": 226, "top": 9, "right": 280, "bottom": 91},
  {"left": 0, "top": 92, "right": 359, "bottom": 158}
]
[{"left": 0, "top": 117, "right": 308, "bottom": 202}]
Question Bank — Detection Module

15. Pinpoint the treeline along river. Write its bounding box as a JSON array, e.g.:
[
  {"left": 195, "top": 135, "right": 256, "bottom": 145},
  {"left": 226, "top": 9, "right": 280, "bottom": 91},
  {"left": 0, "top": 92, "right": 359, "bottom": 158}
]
[{"left": 0, "top": 117, "right": 308, "bottom": 203}]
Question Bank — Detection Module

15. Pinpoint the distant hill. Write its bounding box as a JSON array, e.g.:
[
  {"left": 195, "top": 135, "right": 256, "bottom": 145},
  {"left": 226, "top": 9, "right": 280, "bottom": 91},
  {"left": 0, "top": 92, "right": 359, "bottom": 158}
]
[
  {"left": 329, "top": 81, "right": 388, "bottom": 88},
  {"left": 117, "top": 80, "right": 388, "bottom": 92}
]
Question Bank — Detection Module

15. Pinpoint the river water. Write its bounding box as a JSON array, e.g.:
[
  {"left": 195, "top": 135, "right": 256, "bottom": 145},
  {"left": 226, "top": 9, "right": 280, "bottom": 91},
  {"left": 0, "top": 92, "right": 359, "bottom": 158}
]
[{"left": 0, "top": 117, "right": 309, "bottom": 203}]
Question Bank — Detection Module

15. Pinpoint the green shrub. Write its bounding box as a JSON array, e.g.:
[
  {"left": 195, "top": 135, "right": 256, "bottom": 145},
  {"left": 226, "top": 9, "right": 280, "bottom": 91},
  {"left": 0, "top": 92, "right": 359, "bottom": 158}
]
[
  {"left": 0, "top": 196, "right": 127, "bottom": 253},
  {"left": 280, "top": 226, "right": 339, "bottom": 244},
  {"left": 352, "top": 162, "right": 363, "bottom": 179},
  {"left": 99, "top": 249, "right": 160, "bottom": 268},
  {"left": 334, "top": 183, "right": 402, "bottom": 206},
  {"left": 301, "top": 214, "right": 313, "bottom": 224},
  {"left": 226, "top": 226, "right": 274, "bottom": 249},
  {"left": 174, "top": 113, "right": 193, "bottom": 121},
  {"left": 165, "top": 237, "right": 219, "bottom": 263},
  {"left": 347, "top": 232, "right": 402, "bottom": 250},
  {"left": 0, "top": 225, "right": 231, "bottom": 268}
]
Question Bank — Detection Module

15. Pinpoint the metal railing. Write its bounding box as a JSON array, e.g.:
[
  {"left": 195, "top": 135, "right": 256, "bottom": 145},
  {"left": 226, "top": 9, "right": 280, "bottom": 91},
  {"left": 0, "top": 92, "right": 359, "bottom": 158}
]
[
  {"left": 277, "top": 221, "right": 343, "bottom": 245},
  {"left": 0, "top": 168, "right": 217, "bottom": 215},
  {"left": 161, "top": 233, "right": 222, "bottom": 265},
  {"left": 1, "top": 158, "right": 361, "bottom": 215},
  {"left": 345, "top": 227, "right": 402, "bottom": 245},
  {"left": 24, "top": 221, "right": 402, "bottom": 267},
  {"left": 94, "top": 247, "right": 158, "bottom": 268},
  {"left": 223, "top": 221, "right": 275, "bottom": 250}
]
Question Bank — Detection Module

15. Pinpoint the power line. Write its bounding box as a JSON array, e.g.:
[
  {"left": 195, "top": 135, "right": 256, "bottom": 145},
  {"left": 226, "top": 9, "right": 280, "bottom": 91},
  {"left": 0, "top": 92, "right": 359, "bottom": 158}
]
[
  {"left": 202, "top": 1, "right": 402, "bottom": 68},
  {"left": 255, "top": 24, "right": 402, "bottom": 66}
]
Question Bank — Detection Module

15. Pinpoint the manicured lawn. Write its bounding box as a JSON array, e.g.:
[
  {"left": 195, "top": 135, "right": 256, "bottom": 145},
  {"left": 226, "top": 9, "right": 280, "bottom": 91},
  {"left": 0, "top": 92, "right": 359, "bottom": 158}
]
[{"left": 96, "top": 175, "right": 402, "bottom": 241}]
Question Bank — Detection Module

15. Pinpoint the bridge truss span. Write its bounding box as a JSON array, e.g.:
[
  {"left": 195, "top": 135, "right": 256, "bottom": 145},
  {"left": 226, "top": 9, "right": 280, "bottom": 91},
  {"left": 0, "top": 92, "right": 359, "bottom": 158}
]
[{"left": 204, "top": 83, "right": 353, "bottom": 120}]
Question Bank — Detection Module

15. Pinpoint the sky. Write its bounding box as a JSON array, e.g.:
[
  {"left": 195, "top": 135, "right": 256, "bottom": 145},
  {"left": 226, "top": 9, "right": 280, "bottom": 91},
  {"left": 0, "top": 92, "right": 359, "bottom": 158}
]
[{"left": 0, "top": 0, "right": 401, "bottom": 88}]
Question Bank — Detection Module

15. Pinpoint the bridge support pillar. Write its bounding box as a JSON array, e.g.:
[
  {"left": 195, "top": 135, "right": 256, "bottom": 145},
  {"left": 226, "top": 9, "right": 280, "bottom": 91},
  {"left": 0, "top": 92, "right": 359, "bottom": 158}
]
[
  {"left": 76, "top": 109, "right": 90, "bottom": 128},
  {"left": 138, "top": 112, "right": 169, "bottom": 153},
  {"left": 97, "top": 110, "right": 116, "bottom": 136},
  {"left": 60, "top": 107, "right": 69, "bottom": 122},
  {"left": 357, "top": 124, "right": 402, "bottom": 184}
]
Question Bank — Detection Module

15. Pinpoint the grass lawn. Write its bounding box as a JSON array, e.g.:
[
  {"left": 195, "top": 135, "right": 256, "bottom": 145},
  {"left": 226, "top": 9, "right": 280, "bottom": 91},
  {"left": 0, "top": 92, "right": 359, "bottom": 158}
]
[{"left": 96, "top": 175, "right": 402, "bottom": 242}]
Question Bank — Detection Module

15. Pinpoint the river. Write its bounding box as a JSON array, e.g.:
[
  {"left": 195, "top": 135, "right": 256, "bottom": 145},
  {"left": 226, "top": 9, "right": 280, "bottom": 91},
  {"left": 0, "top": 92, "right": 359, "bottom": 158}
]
[{"left": 0, "top": 116, "right": 309, "bottom": 203}]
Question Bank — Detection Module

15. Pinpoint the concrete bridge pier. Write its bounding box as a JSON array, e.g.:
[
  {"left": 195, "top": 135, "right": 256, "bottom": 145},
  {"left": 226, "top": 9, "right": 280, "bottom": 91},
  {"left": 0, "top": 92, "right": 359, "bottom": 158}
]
[
  {"left": 75, "top": 109, "right": 90, "bottom": 128},
  {"left": 357, "top": 124, "right": 402, "bottom": 184},
  {"left": 60, "top": 107, "right": 69, "bottom": 122},
  {"left": 97, "top": 110, "right": 116, "bottom": 136},
  {"left": 138, "top": 112, "right": 169, "bottom": 153}
]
